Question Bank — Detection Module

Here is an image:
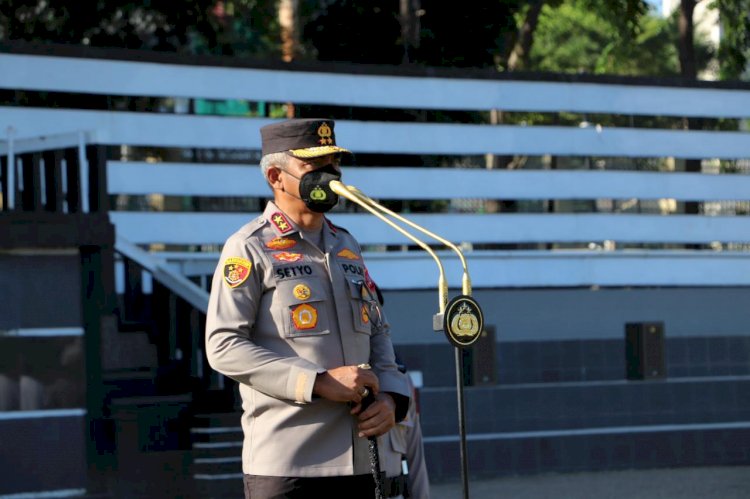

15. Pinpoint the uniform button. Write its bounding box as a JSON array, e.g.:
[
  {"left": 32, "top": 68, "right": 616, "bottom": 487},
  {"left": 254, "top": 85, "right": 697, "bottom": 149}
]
[{"left": 258, "top": 218, "right": 265, "bottom": 224}]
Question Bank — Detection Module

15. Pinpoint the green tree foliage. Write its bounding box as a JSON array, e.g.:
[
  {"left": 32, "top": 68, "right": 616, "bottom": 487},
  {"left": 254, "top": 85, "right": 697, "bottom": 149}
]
[
  {"left": 502, "top": 0, "right": 647, "bottom": 71},
  {"left": 711, "top": 0, "right": 750, "bottom": 79},
  {"left": 0, "top": 0, "right": 278, "bottom": 56},
  {"left": 528, "top": 0, "right": 712, "bottom": 76}
]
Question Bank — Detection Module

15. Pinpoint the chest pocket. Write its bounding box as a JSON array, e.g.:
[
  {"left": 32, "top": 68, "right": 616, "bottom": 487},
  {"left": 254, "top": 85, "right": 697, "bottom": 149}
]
[
  {"left": 275, "top": 278, "right": 331, "bottom": 338},
  {"left": 346, "top": 278, "right": 378, "bottom": 336}
]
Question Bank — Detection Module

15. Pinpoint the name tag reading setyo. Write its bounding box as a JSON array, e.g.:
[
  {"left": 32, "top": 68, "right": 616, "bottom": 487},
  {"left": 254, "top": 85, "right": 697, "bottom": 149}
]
[{"left": 275, "top": 264, "right": 314, "bottom": 280}]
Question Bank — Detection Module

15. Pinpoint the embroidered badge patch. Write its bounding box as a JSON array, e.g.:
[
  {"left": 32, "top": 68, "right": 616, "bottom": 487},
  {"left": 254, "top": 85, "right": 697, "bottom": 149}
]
[
  {"left": 292, "top": 303, "right": 318, "bottom": 330},
  {"left": 223, "top": 257, "right": 252, "bottom": 288},
  {"left": 337, "top": 248, "right": 360, "bottom": 260},
  {"left": 293, "top": 284, "right": 311, "bottom": 301},
  {"left": 271, "top": 212, "right": 293, "bottom": 234},
  {"left": 273, "top": 252, "right": 304, "bottom": 263},
  {"left": 266, "top": 237, "right": 297, "bottom": 250},
  {"left": 364, "top": 268, "right": 377, "bottom": 293}
]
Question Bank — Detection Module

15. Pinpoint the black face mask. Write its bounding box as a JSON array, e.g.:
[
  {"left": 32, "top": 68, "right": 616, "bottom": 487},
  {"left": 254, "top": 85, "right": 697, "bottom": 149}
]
[{"left": 282, "top": 163, "right": 342, "bottom": 213}]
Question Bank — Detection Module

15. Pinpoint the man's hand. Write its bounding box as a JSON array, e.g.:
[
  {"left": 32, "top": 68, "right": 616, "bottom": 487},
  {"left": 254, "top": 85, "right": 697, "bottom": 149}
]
[
  {"left": 313, "top": 365, "right": 380, "bottom": 404},
  {"left": 352, "top": 392, "right": 396, "bottom": 438}
]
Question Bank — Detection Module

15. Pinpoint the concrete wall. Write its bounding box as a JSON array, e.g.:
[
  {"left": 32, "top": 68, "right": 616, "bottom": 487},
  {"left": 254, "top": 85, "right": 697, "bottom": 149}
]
[
  {"left": 383, "top": 287, "right": 750, "bottom": 344},
  {"left": 0, "top": 252, "right": 82, "bottom": 330},
  {"left": 0, "top": 412, "right": 87, "bottom": 495}
]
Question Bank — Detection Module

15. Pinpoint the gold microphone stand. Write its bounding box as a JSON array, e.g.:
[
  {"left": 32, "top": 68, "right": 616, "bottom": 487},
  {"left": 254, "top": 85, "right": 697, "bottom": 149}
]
[{"left": 330, "top": 180, "right": 483, "bottom": 499}]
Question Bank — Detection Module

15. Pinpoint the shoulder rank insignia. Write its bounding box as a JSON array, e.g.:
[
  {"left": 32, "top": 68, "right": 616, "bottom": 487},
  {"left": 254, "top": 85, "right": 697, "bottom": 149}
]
[
  {"left": 266, "top": 237, "right": 297, "bottom": 250},
  {"left": 292, "top": 303, "right": 318, "bottom": 330},
  {"left": 271, "top": 212, "right": 294, "bottom": 234},
  {"left": 337, "top": 248, "right": 360, "bottom": 260},
  {"left": 273, "top": 252, "right": 304, "bottom": 263},
  {"left": 223, "top": 257, "right": 252, "bottom": 288}
]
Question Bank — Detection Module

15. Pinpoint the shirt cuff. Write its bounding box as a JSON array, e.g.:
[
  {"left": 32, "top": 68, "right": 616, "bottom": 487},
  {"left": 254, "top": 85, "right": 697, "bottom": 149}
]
[{"left": 288, "top": 364, "right": 326, "bottom": 404}]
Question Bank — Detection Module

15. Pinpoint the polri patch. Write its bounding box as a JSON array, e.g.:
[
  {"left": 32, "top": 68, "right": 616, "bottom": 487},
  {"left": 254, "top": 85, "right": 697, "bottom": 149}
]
[
  {"left": 337, "top": 248, "right": 360, "bottom": 260},
  {"left": 266, "top": 237, "right": 297, "bottom": 250},
  {"left": 271, "top": 212, "right": 294, "bottom": 234},
  {"left": 273, "top": 252, "right": 304, "bottom": 263},
  {"left": 223, "top": 257, "right": 252, "bottom": 288}
]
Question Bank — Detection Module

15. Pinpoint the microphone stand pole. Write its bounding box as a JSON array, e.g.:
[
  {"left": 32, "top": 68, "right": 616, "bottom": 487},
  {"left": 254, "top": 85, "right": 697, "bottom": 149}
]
[{"left": 331, "top": 181, "right": 483, "bottom": 499}]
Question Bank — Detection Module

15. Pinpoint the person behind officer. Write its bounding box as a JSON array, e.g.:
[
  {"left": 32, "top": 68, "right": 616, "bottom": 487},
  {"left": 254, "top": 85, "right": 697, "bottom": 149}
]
[
  {"left": 375, "top": 285, "right": 429, "bottom": 499},
  {"left": 205, "top": 118, "right": 410, "bottom": 498}
]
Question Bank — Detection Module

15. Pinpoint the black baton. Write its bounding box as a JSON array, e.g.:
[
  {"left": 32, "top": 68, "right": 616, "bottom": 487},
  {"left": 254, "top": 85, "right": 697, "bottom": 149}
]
[{"left": 360, "top": 390, "right": 385, "bottom": 499}]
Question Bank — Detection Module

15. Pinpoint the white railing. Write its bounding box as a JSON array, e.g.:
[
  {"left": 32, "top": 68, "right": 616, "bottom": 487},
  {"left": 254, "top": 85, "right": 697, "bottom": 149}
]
[
  {"left": 2, "top": 52, "right": 750, "bottom": 117},
  {"left": 2, "top": 49, "right": 750, "bottom": 289},
  {"left": 2, "top": 107, "right": 750, "bottom": 159},
  {"left": 0, "top": 129, "right": 93, "bottom": 212}
]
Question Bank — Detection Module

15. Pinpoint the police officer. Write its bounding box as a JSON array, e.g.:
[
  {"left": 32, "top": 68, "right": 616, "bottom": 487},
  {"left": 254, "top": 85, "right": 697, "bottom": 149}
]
[
  {"left": 378, "top": 369, "right": 430, "bottom": 499},
  {"left": 375, "top": 289, "right": 429, "bottom": 499},
  {"left": 205, "top": 118, "right": 410, "bottom": 499}
]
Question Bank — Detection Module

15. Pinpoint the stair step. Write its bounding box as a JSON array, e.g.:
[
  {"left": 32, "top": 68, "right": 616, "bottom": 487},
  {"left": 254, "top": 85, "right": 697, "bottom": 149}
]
[
  {"left": 103, "top": 369, "right": 158, "bottom": 398},
  {"left": 188, "top": 412, "right": 245, "bottom": 482},
  {"left": 191, "top": 426, "right": 243, "bottom": 444},
  {"left": 193, "top": 412, "right": 242, "bottom": 428},
  {"left": 190, "top": 455, "right": 243, "bottom": 477}
]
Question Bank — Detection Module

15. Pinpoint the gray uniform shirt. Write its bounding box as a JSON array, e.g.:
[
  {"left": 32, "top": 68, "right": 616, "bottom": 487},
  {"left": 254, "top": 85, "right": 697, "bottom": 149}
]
[
  {"left": 205, "top": 201, "right": 409, "bottom": 477},
  {"left": 378, "top": 374, "right": 430, "bottom": 499}
]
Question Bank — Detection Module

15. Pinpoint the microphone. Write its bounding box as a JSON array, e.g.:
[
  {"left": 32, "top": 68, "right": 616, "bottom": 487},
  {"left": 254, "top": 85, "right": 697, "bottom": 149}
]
[
  {"left": 329, "top": 180, "right": 449, "bottom": 315},
  {"left": 344, "top": 184, "right": 472, "bottom": 296},
  {"left": 329, "top": 180, "right": 483, "bottom": 346}
]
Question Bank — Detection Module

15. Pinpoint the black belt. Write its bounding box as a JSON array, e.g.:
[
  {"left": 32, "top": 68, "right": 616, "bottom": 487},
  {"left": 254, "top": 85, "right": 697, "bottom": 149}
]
[{"left": 383, "top": 474, "right": 408, "bottom": 498}]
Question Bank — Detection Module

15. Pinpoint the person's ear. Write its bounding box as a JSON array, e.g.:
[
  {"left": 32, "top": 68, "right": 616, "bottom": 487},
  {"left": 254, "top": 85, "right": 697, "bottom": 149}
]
[{"left": 267, "top": 166, "right": 283, "bottom": 189}]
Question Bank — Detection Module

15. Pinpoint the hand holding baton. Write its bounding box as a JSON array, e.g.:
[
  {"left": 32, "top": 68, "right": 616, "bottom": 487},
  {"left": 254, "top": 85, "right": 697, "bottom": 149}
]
[{"left": 357, "top": 363, "right": 385, "bottom": 499}]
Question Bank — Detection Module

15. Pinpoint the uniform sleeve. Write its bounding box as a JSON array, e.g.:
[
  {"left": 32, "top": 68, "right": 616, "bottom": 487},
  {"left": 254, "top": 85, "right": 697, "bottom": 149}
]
[{"left": 205, "top": 233, "right": 324, "bottom": 404}]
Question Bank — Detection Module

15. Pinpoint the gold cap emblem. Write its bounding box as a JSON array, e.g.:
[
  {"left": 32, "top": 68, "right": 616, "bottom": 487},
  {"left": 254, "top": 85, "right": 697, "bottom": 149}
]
[{"left": 317, "top": 123, "right": 333, "bottom": 145}]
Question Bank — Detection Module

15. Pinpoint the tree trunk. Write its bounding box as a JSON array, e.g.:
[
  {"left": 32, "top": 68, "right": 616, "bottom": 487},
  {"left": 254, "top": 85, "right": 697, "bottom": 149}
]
[
  {"left": 507, "top": 0, "right": 545, "bottom": 71},
  {"left": 678, "top": 0, "right": 697, "bottom": 79},
  {"left": 278, "top": 0, "right": 299, "bottom": 118},
  {"left": 678, "top": 0, "right": 702, "bottom": 226},
  {"left": 399, "top": 0, "right": 421, "bottom": 64}
]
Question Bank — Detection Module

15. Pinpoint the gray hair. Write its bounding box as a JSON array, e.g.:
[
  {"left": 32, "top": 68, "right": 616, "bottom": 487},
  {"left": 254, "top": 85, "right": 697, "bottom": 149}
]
[{"left": 259, "top": 152, "right": 290, "bottom": 183}]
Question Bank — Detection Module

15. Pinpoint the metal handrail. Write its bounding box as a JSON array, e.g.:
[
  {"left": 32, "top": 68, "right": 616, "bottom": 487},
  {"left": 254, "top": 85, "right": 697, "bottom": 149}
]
[
  {"left": 114, "top": 234, "right": 209, "bottom": 313},
  {"left": 1, "top": 129, "right": 93, "bottom": 212}
]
